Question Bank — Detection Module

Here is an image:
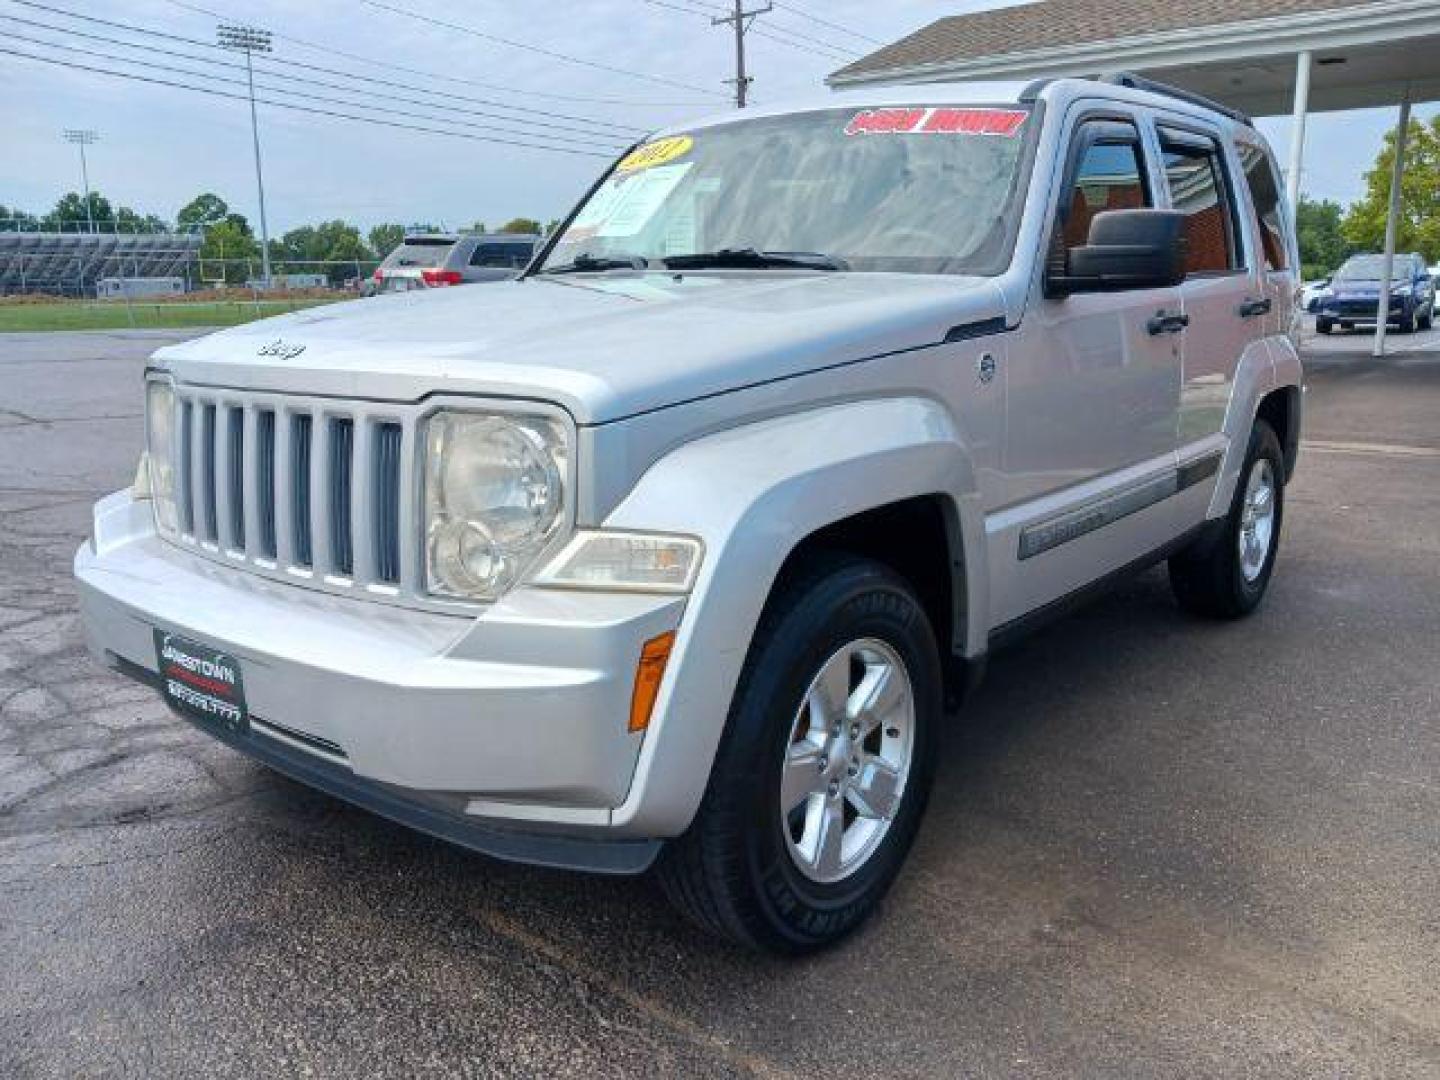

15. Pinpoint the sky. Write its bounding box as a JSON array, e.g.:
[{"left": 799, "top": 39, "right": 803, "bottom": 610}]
[{"left": 3, "top": 0, "right": 1435, "bottom": 236}]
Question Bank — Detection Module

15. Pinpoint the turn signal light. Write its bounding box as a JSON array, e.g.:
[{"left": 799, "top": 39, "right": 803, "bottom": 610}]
[{"left": 629, "top": 631, "right": 676, "bottom": 733}]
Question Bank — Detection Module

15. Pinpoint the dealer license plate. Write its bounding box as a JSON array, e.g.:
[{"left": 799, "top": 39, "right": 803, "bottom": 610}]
[{"left": 154, "top": 629, "right": 248, "bottom": 735}]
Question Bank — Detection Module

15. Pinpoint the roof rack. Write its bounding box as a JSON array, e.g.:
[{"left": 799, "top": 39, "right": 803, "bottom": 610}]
[{"left": 1101, "top": 73, "right": 1253, "bottom": 127}]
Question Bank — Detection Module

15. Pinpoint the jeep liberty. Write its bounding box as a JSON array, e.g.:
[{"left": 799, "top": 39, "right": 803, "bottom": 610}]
[{"left": 75, "top": 76, "right": 1302, "bottom": 953}]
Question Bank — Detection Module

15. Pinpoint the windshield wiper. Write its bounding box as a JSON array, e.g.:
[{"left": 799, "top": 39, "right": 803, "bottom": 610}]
[
  {"left": 541, "top": 252, "right": 648, "bottom": 274},
  {"left": 662, "top": 248, "right": 849, "bottom": 272}
]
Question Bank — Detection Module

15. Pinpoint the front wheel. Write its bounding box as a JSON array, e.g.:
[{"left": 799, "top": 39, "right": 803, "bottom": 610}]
[
  {"left": 1316, "top": 318, "right": 1333, "bottom": 335},
  {"left": 1169, "top": 420, "right": 1285, "bottom": 619},
  {"left": 657, "top": 555, "right": 942, "bottom": 953}
]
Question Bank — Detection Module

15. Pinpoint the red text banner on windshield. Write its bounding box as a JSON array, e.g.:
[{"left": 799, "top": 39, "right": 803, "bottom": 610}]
[{"left": 844, "top": 107, "right": 1028, "bottom": 138}]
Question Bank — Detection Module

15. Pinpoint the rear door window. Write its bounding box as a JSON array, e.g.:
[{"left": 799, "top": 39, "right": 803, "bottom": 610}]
[
  {"left": 1158, "top": 128, "right": 1242, "bottom": 275},
  {"left": 469, "top": 242, "right": 535, "bottom": 269}
]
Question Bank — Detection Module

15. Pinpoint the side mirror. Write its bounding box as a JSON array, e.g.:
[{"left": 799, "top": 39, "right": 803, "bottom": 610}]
[{"left": 1048, "top": 209, "right": 1188, "bottom": 296}]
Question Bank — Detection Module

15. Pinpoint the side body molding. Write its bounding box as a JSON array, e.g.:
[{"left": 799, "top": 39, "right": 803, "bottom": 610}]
[{"left": 600, "top": 396, "right": 985, "bottom": 836}]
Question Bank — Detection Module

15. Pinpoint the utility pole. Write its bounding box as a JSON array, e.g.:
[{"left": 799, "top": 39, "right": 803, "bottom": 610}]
[
  {"left": 217, "top": 24, "right": 274, "bottom": 288},
  {"left": 62, "top": 129, "right": 99, "bottom": 234},
  {"left": 712, "top": 0, "right": 772, "bottom": 108}
]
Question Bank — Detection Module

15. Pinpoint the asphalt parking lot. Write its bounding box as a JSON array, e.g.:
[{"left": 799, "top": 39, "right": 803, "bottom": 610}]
[{"left": 3, "top": 326, "right": 1438, "bottom": 1078}]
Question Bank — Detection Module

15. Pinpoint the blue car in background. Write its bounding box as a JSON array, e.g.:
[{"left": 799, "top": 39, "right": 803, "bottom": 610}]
[{"left": 1317, "top": 253, "right": 1434, "bottom": 335}]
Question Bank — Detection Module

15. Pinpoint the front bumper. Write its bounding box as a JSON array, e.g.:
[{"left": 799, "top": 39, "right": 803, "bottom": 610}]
[
  {"left": 75, "top": 489, "right": 686, "bottom": 872},
  {"left": 1321, "top": 295, "right": 1411, "bottom": 320}
]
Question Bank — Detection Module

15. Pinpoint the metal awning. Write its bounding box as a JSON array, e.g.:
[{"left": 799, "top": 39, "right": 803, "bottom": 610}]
[{"left": 829, "top": 0, "right": 1440, "bottom": 354}]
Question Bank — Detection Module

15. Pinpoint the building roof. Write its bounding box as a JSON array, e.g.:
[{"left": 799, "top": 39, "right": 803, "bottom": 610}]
[
  {"left": 826, "top": 0, "right": 1440, "bottom": 115},
  {"left": 832, "top": 0, "right": 1378, "bottom": 82}
]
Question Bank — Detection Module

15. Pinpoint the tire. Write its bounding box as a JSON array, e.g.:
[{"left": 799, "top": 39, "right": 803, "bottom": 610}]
[
  {"left": 1169, "top": 420, "right": 1285, "bottom": 619},
  {"left": 657, "top": 554, "right": 942, "bottom": 954},
  {"left": 1316, "top": 318, "right": 1333, "bottom": 335},
  {"left": 1421, "top": 305, "right": 1434, "bottom": 331},
  {"left": 1398, "top": 307, "right": 1417, "bottom": 334}
]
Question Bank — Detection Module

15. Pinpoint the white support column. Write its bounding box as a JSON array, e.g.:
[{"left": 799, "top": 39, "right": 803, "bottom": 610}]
[
  {"left": 1374, "top": 85, "right": 1412, "bottom": 358},
  {"left": 1285, "top": 50, "right": 1312, "bottom": 222}
]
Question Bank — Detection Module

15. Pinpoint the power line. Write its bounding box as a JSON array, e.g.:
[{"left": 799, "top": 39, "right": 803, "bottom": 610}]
[
  {"left": 0, "top": 13, "right": 638, "bottom": 144},
  {"left": 770, "top": 2, "right": 884, "bottom": 47},
  {"left": 6, "top": 0, "right": 652, "bottom": 135},
  {"left": 0, "top": 45, "right": 620, "bottom": 157},
  {"left": 159, "top": 0, "right": 716, "bottom": 108},
  {"left": 2, "top": 27, "right": 631, "bottom": 152},
  {"left": 358, "top": 0, "right": 729, "bottom": 99}
]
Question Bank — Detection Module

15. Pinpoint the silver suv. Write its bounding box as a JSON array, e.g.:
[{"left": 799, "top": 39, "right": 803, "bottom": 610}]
[
  {"left": 76, "top": 76, "right": 1301, "bottom": 953},
  {"left": 371, "top": 232, "right": 539, "bottom": 292}
]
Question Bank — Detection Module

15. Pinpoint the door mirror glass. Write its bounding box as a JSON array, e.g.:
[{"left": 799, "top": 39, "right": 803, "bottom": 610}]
[{"left": 1049, "top": 209, "right": 1188, "bottom": 295}]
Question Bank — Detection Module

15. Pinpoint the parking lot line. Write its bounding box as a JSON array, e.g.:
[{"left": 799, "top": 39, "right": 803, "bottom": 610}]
[{"left": 1302, "top": 439, "right": 1440, "bottom": 459}]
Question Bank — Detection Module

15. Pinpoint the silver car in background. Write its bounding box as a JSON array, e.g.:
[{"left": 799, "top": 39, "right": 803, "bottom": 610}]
[{"left": 371, "top": 232, "right": 539, "bottom": 293}]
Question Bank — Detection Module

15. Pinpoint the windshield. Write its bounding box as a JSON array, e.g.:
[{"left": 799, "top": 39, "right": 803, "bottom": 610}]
[
  {"left": 540, "top": 104, "right": 1034, "bottom": 276},
  {"left": 1335, "top": 255, "right": 1413, "bottom": 283}
]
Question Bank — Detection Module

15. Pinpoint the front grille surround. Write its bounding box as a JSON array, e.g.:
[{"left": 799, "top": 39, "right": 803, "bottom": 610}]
[{"left": 147, "top": 380, "right": 576, "bottom": 614}]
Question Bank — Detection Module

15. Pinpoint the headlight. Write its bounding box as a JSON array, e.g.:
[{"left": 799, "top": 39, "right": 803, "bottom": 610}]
[
  {"left": 1394, "top": 284, "right": 1413, "bottom": 297},
  {"left": 145, "top": 379, "right": 178, "bottom": 535},
  {"left": 534, "top": 531, "right": 703, "bottom": 593},
  {"left": 423, "top": 410, "right": 569, "bottom": 600}
]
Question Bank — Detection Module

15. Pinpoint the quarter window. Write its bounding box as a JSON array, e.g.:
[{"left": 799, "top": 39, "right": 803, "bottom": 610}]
[
  {"left": 1159, "top": 129, "right": 1241, "bottom": 274},
  {"left": 1237, "top": 142, "right": 1289, "bottom": 271}
]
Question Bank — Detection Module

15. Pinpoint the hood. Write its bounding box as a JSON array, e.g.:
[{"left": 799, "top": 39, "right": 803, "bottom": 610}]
[{"left": 152, "top": 272, "right": 1007, "bottom": 424}]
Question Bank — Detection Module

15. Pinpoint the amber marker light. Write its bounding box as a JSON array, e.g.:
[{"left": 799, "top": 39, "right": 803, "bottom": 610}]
[{"left": 629, "top": 631, "right": 677, "bottom": 733}]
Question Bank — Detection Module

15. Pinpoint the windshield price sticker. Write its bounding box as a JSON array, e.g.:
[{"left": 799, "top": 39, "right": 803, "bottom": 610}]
[
  {"left": 844, "top": 107, "right": 1027, "bottom": 138},
  {"left": 617, "top": 134, "right": 694, "bottom": 172}
]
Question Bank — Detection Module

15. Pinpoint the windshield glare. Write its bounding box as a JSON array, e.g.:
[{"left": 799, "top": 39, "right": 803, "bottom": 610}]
[{"left": 542, "top": 105, "right": 1033, "bottom": 276}]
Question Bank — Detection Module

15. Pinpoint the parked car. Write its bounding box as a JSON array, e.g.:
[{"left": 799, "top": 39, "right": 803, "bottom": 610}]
[
  {"left": 76, "top": 75, "right": 1302, "bottom": 954},
  {"left": 1316, "top": 252, "right": 1434, "bottom": 334},
  {"left": 370, "top": 232, "right": 539, "bottom": 293},
  {"left": 1300, "top": 277, "right": 1332, "bottom": 312}
]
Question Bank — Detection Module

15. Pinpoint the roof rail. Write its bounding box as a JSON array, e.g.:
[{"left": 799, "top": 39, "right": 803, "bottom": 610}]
[{"left": 1101, "top": 73, "right": 1253, "bottom": 127}]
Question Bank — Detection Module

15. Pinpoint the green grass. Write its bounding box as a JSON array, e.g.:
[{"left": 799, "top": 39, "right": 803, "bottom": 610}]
[{"left": 0, "top": 298, "right": 341, "bottom": 333}]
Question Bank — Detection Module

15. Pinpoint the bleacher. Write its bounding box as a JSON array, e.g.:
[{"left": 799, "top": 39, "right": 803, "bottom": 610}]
[{"left": 0, "top": 229, "right": 203, "bottom": 297}]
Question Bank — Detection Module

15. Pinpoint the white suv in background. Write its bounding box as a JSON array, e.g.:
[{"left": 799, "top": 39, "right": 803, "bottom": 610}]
[{"left": 77, "top": 75, "right": 1301, "bottom": 953}]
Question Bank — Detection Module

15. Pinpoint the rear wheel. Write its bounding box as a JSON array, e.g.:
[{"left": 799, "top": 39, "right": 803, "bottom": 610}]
[
  {"left": 1169, "top": 421, "right": 1285, "bottom": 619},
  {"left": 657, "top": 555, "right": 942, "bottom": 953}
]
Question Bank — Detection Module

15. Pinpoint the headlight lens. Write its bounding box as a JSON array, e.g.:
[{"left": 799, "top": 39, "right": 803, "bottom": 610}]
[
  {"left": 423, "top": 410, "right": 569, "bottom": 600},
  {"left": 534, "top": 531, "right": 703, "bottom": 593},
  {"left": 145, "top": 380, "right": 178, "bottom": 535}
]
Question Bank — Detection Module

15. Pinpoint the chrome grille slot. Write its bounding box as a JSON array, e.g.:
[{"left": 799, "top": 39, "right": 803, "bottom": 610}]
[
  {"left": 200, "top": 402, "right": 218, "bottom": 544},
  {"left": 328, "top": 417, "right": 354, "bottom": 577},
  {"left": 292, "top": 413, "right": 313, "bottom": 568},
  {"left": 374, "top": 423, "right": 403, "bottom": 584},
  {"left": 177, "top": 401, "right": 194, "bottom": 535},
  {"left": 256, "top": 410, "right": 277, "bottom": 559},
  {"left": 226, "top": 406, "right": 245, "bottom": 551}
]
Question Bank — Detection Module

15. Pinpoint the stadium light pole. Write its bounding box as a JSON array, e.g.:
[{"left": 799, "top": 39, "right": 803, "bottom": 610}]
[
  {"left": 62, "top": 128, "right": 99, "bottom": 234},
  {"left": 217, "top": 24, "right": 273, "bottom": 287}
]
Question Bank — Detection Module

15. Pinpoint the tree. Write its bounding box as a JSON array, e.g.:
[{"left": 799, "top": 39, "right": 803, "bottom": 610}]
[
  {"left": 114, "top": 206, "right": 171, "bottom": 233},
  {"left": 47, "top": 191, "right": 113, "bottom": 231},
  {"left": 1295, "top": 197, "right": 1351, "bottom": 279},
  {"left": 368, "top": 222, "right": 405, "bottom": 258},
  {"left": 275, "top": 219, "right": 371, "bottom": 282},
  {"left": 499, "top": 217, "right": 542, "bottom": 235},
  {"left": 177, "top": 192, "right": 231, "bottom": 231},
  {"left": 1340, "top": 116, "right": 1440, "bottom": 262},
  {"left": 199, "top": 218, "right": 259, "bottom": 284},
  {"left": 0, "top": 205, "right": 40, "bottom": 232}
]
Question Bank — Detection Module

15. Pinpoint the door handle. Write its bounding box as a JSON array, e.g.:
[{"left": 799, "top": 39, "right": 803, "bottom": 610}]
[
  {"left": 1237, "top": 297, "right": 1273, "bottom": 318},
  {"left": 1146, "top": 310, "right": 1190, "bottom": 335}
]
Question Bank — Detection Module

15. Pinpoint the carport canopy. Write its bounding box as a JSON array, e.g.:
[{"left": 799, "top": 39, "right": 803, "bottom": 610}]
[{"left": 828, "top": 0, "right": 1440, "bottom": 355}]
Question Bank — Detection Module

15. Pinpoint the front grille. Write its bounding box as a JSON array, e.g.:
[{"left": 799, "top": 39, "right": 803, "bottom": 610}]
[{"left": 169, "top": 387, "right": 416, "bottom": 599}]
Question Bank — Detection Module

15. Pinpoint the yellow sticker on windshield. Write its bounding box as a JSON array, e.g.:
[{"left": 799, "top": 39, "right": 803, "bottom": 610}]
[{"left": 618, "top": 135, "right": 693, "bottom": 172}]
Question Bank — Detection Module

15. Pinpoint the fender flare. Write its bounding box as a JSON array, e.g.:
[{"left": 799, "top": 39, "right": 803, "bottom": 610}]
[
  {"left": 599, "top": 396, "right": 984, "bottom": 836},
  {"left": 1206, "top": 337, "right": 1300, "bottom": 519}
]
